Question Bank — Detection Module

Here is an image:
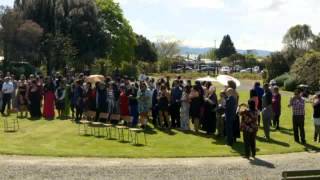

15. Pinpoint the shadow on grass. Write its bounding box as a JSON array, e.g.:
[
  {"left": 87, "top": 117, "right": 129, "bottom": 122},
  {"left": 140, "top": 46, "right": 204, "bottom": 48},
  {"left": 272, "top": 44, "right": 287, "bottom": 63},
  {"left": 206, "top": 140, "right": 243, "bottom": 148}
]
[
  {"left": 249, "top": 158, "right": 275, "bottom": 168},
  {"left": 256, "top": 136, "right": 290, "bottom": 147},
  {"left": 278, "top": 127, "right": 294, "bottom": 136},
  {"left": 175, "top": 128, "right": 216, "bottom": 139},
  {"left": 303, "top": 143, "right": 320, "bottom": 152},
  {"left": 143, "top": 125, "right": 158, "bottom": 135},
  {"left": 154, "top": 126, "right": 177, "bottom": 136}
]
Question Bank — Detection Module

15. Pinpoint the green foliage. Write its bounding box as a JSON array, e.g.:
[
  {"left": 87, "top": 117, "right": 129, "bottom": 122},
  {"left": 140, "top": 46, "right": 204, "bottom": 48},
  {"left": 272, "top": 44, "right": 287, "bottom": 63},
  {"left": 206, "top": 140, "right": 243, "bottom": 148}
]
[
  {"left": 96, "top": 0, "right": 136, "bottom": 65},
  {"left": 134, "top": 34, "right": 157, "bottom": 62},
  {"left": 273, "top": 73, "right": 290, "bottom": 87},
  {"left": 290, "top": 51, "right": 320, "bottom": 90},
  {"left": 14, "top": 0, "right": 111, "bottom": 67},
  {"left": 265, "top": 52, "right": 290, "bottom": 81},
  {"left": 40, "top": 33, "right": 78, "bottom": 74},
  {"left": 232, "top": 72, "right": 262, "bottom": 80},
  {"left": 216, "top": 34, "right": 236, "bottom": 59},
  {"left": 0, "top": 7, "right": 24, "bottom": 66},
  {"left": 311, "top": 33, "right": 320, "bottom": 51},
  {"left": 15, "top": 20, "right": 43, "bottom": 65},
  {"left": 120, "top": 61, "right": 138, "bottom": 79},
  {"left": 283, "top": 24, "right": 314, "bottom": 51},
  {"left": 137, "top": 61, "right": 157, "bottom": 74},
  {"left": 284, "top": 78, "right": 298, "bottom": 91},
  {"left": 203, "top": 48, "right": 216, "bottom": 60}
]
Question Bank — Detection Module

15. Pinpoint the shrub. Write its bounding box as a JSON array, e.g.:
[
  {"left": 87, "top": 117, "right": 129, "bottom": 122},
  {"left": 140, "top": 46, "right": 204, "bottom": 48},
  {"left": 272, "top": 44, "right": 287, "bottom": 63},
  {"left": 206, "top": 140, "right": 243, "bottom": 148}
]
[
  {"left": 232, "top": 72, "right": 262, "bottom": 80},
  {"left": 273, "top": 73, "right": 290, "bottom": 87},
  {"left": 284, "top": 78, "right": 298, "bottom": 91},
  {"left": 120, "top": 61, "right": 138, "bottom": 79},
  {"left": 290, "top": 51, "right": 320, "bottom": 90}
]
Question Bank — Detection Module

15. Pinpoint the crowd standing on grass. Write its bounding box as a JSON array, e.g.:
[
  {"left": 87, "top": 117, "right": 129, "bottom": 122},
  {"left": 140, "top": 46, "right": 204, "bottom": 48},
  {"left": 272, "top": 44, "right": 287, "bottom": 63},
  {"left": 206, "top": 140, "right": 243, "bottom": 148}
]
[{"left": 0, "top": 70, "right": 319, "bottom": 159}]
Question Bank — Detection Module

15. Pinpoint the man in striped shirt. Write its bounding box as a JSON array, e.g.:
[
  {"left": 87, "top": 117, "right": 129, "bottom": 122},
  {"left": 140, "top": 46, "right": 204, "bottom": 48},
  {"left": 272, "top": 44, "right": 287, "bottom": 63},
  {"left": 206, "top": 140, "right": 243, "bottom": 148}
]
[{"left": 288, "top": 89, "right": 306, "bottom": 144}]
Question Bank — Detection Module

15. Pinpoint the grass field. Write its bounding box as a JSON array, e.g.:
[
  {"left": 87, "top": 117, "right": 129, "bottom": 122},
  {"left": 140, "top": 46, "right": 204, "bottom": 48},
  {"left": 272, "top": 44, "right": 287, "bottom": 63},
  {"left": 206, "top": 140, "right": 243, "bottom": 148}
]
[{"left": 0, "top": 88, "right": 319, "bottom": 158}]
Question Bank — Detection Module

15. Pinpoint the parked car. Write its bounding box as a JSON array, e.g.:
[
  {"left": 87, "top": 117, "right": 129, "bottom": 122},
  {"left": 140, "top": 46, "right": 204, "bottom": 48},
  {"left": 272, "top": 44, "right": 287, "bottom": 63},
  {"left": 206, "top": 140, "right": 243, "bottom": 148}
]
[
  {"left": 175, "top": 66, "right": 193, "bottom": 72},
  {"left": 199, "top": 67, "right": 215, "bottom": 72},
  {"left": 240, "top": 68, "right": 252, "bottom": 73},
  {"left": 220, "top": 66, "right": 231, "bottom": 74}
]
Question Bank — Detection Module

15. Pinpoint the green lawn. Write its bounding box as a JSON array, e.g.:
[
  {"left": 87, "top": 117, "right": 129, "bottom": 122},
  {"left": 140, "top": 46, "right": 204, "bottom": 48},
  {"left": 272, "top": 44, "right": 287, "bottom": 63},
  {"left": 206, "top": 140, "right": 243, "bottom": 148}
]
[{"left": 0, "top": 89, "right": 319, "bottom": 158}]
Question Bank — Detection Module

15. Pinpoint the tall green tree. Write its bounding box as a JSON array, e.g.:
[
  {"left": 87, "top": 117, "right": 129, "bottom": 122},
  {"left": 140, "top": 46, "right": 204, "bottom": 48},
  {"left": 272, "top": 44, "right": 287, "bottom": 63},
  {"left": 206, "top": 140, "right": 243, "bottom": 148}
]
[
  {"left": 311, "top": 33, "right": 320, "bottom": 51},
  {"left": 134, "top": 34, "right": 157, "bottom": 62},
  {"left": 96, "top": 0, "right": 136, "bottom": 66},
  {"left": 290, "top": 51, "right": 320, "bottom": 90},
  {"left": 203, "top": 48, "right": 216, "bottom": 60},
  {"left": 265, "top": 52, "right": 290, "bottom": 81},
  {"left": 15, "top": 20, "right": 43, "bottom": 65},
  {"left": 283, "top": 24, "right": 314, "bottom": 51},
  {"left": 40, "top": 33, "right": 77, "bottom": 74},
  {"left": 0, "top": 7, "right": 23, "bottom": 65},
  {"left": 216, "top": 35, "right": 236, "bottom": 59},
  {"left": 14, "top": 0, "right": 110, "bottom": 69}
]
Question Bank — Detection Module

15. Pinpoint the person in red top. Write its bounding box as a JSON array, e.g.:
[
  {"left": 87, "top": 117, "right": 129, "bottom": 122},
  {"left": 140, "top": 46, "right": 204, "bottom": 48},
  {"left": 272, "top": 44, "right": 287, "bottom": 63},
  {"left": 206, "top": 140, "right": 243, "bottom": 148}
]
[{"left": 119, "top": 85, "right": 129, "bottom": 116}]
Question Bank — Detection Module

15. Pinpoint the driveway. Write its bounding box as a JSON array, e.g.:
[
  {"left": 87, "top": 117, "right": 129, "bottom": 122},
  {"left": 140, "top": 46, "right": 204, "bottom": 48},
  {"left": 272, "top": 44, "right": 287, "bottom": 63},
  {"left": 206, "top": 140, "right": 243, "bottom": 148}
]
[{"left": 0, "top": 152, "right": 319, "bottom": 180}]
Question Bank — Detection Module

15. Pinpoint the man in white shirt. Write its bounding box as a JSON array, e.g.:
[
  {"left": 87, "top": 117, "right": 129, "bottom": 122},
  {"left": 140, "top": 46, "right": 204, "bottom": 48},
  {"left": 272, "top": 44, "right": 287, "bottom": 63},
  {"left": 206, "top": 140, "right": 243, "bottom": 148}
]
[{"left": 1, "top": 77, "right": 14, "bottom": 116}]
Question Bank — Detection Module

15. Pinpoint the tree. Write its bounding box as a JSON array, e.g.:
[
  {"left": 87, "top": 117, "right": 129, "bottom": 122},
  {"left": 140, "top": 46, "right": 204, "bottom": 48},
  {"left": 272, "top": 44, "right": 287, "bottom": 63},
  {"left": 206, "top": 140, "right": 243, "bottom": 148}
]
[
  {"left": 40, "top": 33, "right": 78, "bottom": 74},
  {"left": 203, "top": 48, "right": 216, "bottom": 60},
  {"left": 156, "top": 39, "right": 180, "bottom": 60},
  {"left": 290, "top": 51, "right": 320, "bottom": 90},
  {"left": 155, "top": 39, "right": 180, "bottom": 72},
  {"left": 134, "top": 34, "right": 157, "bottom": 62},
  {"left": 96, "top": 0, "right": 136, "bottom": 65},
  {"left": 15, "top": 20, "right": 43, "bottom": 65},
  {"left": 216, "top": 35, "right": 236, "bottom": 59},
  {"left": 283, "top": 24, "right": 314, "bottom": 51},
  {"left": 265, "top": 52, "right": 290, "bottom": 81},
  {"left": 0, "top": 7, "right": 23, "bottom": 65},
  {"left": 311, "top": 33, "right": 320, "bottom": 51},
  {"left": 15, "top": 0, "right": 110, "bottom": 67}
]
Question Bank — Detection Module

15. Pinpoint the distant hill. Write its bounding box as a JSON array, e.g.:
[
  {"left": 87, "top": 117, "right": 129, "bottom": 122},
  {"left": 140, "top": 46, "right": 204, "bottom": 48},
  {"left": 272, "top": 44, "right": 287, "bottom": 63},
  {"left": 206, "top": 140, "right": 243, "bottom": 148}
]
[{"left": 179, "top": 46, "right": 272, "bottom": 57}]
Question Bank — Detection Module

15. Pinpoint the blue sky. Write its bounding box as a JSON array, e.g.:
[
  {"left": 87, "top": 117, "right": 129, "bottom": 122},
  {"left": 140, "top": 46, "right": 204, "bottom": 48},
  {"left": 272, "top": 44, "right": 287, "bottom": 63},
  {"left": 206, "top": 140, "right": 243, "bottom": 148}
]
[{"left": 2, "top": 0, "right": 320, "bottom": 51}]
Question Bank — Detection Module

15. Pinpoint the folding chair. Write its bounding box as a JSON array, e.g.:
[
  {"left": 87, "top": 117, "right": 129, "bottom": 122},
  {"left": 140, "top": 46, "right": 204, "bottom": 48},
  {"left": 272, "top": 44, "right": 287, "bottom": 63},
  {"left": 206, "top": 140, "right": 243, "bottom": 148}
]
[
  {"left": 98, "top": 113, "right": 113, "bottom": 139},
  {"left": 3, "top": 116, "right": 19, "bottom": 132},
  {"left": 116, "top": 115, "right": 132, "bottom": 142},
  {"left": 79, "top": 111, "right": 95, "bottom": 135},
  {"left": 128, "top": 127, "right": 147, "bottom": 145}
]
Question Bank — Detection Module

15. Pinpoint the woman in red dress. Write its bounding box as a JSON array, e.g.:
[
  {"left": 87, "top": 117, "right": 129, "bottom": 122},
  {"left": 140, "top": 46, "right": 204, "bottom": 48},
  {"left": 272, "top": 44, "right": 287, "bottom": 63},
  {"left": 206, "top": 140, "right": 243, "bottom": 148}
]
[
  {"left": 43, "top": 78, "right": 55, "bottom": 120},
  {"left": 119, "top": 85, "right": 129, "bottom": 116}
]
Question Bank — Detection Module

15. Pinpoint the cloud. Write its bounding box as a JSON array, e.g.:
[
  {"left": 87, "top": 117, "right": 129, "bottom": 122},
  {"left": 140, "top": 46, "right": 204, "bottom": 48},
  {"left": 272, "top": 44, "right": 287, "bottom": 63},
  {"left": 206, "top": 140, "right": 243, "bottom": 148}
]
[{"left": 116, "top": 0, "right": 225, "bottom": 9}]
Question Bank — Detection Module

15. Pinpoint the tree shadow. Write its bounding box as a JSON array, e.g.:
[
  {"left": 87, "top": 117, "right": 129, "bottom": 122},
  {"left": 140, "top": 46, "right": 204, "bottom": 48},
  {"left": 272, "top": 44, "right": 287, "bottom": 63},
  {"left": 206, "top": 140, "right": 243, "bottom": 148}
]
[
  {"left": 256, "top": 136, "right": 290, "bottom": 147},
  {"left": 249, "top": 158, "right": 275, "bottom": 169}
]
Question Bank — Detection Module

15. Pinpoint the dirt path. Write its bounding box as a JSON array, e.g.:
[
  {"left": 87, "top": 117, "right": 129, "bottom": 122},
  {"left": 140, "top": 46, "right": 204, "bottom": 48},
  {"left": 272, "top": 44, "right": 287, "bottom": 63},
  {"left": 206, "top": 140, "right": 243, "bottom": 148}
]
[{"left": 0, "top": 152, "right": 319, "bottom": 180}]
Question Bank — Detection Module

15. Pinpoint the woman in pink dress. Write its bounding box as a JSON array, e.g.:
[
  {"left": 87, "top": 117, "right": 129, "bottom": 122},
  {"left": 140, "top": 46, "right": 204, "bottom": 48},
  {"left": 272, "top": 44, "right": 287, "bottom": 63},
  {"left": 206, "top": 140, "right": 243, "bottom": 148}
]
[{"left": 43, "top": 78, "right": 55, "bottom": 120}]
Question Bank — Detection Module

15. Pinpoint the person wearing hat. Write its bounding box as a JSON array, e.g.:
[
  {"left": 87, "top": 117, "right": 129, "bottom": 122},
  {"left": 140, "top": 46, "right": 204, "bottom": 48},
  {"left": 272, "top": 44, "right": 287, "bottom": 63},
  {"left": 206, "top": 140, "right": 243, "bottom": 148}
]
[{"left": 1, "top": 77, "right": 14, "bottom": 116}]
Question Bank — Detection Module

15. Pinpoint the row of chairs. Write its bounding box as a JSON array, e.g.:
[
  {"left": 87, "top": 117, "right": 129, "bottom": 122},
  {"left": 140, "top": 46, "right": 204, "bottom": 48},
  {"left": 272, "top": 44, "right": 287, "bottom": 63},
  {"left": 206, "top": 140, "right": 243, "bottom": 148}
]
[
  {"left": 78, "top": 111, "right": 147, "bottom": 145},
  {"left": 2, "top": 116, "right": 19, "bottom": 132}
]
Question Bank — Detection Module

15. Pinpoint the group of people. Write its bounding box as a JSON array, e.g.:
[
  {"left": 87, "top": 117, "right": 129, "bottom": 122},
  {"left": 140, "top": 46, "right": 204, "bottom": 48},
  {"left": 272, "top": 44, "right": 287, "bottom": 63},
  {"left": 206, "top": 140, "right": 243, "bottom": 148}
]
[{"left": 1, "top": 71, "right": 319, "bottom": 159}]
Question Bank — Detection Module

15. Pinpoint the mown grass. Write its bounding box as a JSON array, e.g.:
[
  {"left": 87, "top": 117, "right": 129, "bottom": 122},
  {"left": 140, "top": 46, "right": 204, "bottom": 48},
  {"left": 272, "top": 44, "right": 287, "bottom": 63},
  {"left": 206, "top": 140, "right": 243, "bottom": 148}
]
[{"left": 0, "top": 87, "right": 319, "bottom": 158}]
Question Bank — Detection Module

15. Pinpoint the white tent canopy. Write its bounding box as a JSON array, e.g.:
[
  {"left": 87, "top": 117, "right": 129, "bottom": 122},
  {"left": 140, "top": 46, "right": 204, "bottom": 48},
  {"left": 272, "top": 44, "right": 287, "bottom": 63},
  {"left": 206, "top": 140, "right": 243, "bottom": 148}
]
[
  {"left": 196, "top": 76, "right": 217, "bottom": 82},
  {"left": 216, "top": 75, "right": 241, "bottom": 87}
]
